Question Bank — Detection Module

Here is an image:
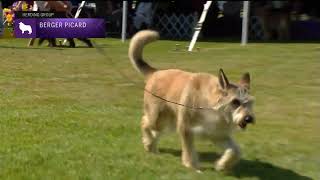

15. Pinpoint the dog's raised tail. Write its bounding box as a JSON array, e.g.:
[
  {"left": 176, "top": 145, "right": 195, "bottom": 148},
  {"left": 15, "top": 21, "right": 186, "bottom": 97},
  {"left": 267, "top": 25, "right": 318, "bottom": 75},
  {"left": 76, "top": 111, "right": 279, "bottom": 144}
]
[{"left": 129, "top": 30, "right": 159, "bottom": 76}]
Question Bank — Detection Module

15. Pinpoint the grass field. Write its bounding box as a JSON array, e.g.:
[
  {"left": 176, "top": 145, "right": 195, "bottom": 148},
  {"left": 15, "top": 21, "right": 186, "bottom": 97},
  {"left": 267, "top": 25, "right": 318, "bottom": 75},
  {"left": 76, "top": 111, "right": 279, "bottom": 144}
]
[{"left": 0, "top": 38, "right": 319, "bottom": 180}]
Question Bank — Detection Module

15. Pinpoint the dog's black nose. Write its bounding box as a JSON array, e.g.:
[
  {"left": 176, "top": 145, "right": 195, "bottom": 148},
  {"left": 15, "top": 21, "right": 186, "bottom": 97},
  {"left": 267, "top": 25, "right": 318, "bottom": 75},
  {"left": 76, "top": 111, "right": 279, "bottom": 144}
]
[{"left": 244, "top": 115, "right": 254, "bottom": 123}]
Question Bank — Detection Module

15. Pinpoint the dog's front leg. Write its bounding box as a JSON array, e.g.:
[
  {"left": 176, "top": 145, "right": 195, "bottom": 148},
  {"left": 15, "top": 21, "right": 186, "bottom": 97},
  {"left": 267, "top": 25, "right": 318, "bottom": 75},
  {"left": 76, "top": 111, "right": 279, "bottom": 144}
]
[
  {"left": 215, "top": 137, "right": 241, "bottom": 171},
  {"left": 176, "top": 109, "right": 199, "bottom": 170}
]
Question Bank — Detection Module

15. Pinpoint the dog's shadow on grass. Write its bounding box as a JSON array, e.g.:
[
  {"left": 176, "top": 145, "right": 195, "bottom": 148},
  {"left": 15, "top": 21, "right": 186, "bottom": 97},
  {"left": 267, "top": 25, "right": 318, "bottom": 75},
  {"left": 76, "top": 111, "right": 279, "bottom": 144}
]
[{"left": 160, "top": 148, "right": 312, "bottom": 180}]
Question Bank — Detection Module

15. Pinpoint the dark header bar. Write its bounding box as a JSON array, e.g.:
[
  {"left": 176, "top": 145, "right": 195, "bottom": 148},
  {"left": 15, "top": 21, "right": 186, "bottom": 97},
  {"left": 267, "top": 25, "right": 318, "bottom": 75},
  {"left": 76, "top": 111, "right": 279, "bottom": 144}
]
[{"left": 15, "top": 11, "right": 67, "bottom": 18}]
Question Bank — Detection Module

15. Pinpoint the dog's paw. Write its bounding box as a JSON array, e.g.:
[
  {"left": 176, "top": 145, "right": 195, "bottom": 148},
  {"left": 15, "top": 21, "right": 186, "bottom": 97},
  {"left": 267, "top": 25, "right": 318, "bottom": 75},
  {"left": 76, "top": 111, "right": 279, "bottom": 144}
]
[
  {"left": 182, "top": 161, "right": 200, "bottom": 171},
  {"left": 214, "top": 161, "right": 232, "bottom": 172},
  {"left": 214, "top": 164, "right": 226, "bottom": 171},
  {"left": 196, "top": 169, "right": 203, "bottom": 174},
  {"left": 143, "top": 144, "right": 159, "bottom": 154}
]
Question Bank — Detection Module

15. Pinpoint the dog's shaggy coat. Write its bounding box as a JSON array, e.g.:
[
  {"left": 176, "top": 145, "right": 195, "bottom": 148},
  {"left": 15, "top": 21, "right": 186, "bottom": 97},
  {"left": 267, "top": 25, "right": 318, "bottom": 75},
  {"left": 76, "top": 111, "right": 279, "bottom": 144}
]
[{"left": 129, "top": 30, "right": 255, "bottom": 171}]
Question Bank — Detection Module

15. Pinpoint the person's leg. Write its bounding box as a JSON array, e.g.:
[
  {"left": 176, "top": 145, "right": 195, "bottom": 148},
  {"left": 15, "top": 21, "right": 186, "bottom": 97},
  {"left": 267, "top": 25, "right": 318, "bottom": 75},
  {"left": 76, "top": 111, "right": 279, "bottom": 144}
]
[
  {"left": 67, "top": 38, "right": 75, "bottom": 47},
  {"left": 48, "top": 38, "right": 57, "bottom": 47},
  {"left": 38, "top": 38, "right": 46, "bottom": 46}
]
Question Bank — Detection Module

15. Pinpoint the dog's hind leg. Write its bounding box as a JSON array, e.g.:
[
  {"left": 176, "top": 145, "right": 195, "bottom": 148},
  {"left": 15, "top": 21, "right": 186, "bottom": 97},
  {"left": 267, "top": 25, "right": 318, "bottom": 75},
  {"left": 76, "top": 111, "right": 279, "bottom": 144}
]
[
  {"left": 141, "top": 115, "right": 160, "bottom": 153},
  {"left": 150, "top": 129, "right": 162, "bottom": 153},
  {"left": 214, "top": 137, "right": 241, "bottom": 171}
]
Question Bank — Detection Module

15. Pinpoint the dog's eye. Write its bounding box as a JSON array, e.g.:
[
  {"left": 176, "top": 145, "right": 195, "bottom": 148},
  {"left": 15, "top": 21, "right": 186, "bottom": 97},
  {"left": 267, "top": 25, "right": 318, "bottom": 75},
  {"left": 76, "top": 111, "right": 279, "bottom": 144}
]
[{"left": 231, "top": 99, "right": 241, "bottom": 108}]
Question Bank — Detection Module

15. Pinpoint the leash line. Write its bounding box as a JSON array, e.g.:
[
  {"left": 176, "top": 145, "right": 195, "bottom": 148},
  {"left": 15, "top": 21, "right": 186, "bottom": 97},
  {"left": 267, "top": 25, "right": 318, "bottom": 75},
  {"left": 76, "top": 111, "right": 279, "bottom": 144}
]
[{"left": 93, "top": 41, "right": 213, "bottom": 111}]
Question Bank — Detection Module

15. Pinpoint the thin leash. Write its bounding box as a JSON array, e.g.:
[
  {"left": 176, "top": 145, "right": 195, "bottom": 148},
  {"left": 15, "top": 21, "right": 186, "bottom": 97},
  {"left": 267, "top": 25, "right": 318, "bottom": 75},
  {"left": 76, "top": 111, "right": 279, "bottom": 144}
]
[{"left": 92, "top": 41, "right": 214, "bottom": 111}]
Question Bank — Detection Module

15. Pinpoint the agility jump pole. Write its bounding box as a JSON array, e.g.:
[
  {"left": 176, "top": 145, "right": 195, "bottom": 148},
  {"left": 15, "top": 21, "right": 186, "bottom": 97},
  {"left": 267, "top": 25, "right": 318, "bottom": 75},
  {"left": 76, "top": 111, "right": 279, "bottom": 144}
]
[
  {"left": 62, "top": 1, "right": 86, "bottom": 45},
  {"left": 121, "top": 1, "right": 128, "bottom": 42},
  {"left": 188, "top": 1, "right": 212, "bottom": 52},
  {"left": 241, "top": 1, "right": 250, "bottom": 46}
]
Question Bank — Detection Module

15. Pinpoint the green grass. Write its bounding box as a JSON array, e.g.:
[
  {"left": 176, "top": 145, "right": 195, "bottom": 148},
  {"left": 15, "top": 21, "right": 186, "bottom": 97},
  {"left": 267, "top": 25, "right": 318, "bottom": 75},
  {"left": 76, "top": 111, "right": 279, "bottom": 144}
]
[{"left": 0, "top": 38, "right": 319, "bottom": 180}]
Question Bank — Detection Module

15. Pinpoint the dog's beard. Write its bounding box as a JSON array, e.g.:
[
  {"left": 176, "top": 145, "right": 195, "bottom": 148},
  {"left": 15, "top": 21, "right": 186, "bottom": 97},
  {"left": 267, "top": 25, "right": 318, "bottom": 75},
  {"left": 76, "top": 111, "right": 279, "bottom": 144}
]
[
  {"left": 212, "top": 103, "right": 235, "bottom": 125},
  {"left": 216, "top": 104, "right": 245, "bottom": 129},
  {"left": 232, "top": 108, "right": 245, "bottom": 128}
]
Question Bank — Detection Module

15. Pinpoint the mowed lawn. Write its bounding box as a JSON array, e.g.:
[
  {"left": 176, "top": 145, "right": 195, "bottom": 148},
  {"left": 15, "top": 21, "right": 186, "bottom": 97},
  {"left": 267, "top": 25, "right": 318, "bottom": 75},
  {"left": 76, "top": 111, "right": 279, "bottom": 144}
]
[{"left": 0, "top": 38, "right": 319, "bottom": 180}]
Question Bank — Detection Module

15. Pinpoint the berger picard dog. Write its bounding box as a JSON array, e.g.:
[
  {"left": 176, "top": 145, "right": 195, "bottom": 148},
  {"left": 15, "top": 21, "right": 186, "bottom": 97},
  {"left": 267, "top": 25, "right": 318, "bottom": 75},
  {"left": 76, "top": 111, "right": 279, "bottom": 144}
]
[{"left": 128, "top": 30, "right": 255, "bottom": 171}]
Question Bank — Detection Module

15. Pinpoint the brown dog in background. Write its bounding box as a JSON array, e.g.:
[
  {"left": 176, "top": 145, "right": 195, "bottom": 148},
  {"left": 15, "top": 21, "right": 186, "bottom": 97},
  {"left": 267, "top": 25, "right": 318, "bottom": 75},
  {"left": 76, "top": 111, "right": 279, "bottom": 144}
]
[{"left": 129, "top": 30, "right": 255, "bottom": 171}]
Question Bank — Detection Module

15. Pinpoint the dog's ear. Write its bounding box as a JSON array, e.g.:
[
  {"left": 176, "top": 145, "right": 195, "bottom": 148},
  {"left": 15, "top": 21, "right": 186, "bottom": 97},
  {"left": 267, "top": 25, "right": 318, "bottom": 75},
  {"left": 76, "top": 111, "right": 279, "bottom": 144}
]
[
  {"left": 239, "top": 72, "right": 250, "bottom": 89},
  {"left": 218, "top": 69, "right": 230, "bottom": 89}
]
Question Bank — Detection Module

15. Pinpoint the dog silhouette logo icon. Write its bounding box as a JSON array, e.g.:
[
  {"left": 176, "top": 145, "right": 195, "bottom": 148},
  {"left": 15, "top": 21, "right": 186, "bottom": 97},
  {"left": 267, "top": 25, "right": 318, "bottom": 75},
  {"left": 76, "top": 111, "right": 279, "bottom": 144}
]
[{"left": 19, "top": 22, "right": 33, "bottom": 34}]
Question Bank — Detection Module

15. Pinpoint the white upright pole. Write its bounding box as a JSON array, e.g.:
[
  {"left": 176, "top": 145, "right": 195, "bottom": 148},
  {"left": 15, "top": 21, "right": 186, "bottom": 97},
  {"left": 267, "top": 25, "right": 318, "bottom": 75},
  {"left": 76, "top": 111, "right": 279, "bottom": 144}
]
[
  {"left": 188, "top": 1, "right": 212, "bottom": 52},
  {"left": 121, "top": 1, "right": 128, "bottom": 42},
  {"left": 241, "top": 1, "right": 250, "bottom": 46}
]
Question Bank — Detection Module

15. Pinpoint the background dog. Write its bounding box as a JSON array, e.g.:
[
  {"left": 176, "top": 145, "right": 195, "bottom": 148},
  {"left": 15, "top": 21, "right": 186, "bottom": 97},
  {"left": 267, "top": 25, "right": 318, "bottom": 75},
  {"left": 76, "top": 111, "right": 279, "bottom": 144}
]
[{"left": 128, "top": 30, "right": 255, "bottom": 171}]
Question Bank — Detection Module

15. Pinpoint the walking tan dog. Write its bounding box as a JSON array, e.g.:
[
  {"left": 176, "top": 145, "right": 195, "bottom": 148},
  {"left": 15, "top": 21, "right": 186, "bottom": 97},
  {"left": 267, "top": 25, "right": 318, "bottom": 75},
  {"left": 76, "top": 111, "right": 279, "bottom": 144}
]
[{"left": 129, "top": 30, "right": 255, "bottom": 171}]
